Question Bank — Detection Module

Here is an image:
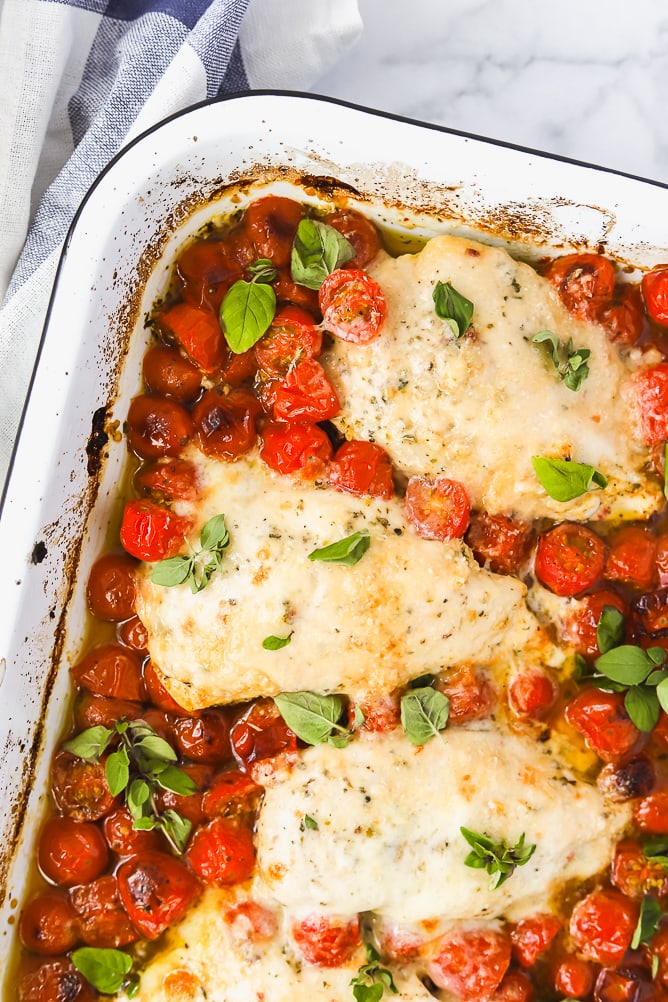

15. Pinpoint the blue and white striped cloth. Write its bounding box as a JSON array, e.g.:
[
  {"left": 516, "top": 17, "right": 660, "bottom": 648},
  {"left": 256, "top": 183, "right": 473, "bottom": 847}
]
[{"left": 0, "top": 0, "right": 362, "bottom": 483}]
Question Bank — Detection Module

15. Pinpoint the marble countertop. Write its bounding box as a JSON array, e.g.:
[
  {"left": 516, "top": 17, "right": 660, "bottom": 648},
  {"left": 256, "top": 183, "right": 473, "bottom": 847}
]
[{"left": 313, "top": 0, "right": 668, "bottom": 185}]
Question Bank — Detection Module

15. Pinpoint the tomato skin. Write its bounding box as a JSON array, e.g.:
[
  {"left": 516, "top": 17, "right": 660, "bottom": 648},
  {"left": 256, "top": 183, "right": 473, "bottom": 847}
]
[
  {"left": 116, "top": 851, "right": 201, "bottom": 939},
  {"left": 202, "top": 770, "right": 261, "bottom": 819},
  {"left": 70, "top": 874, "right": 139, "bottom": 948},
  {"left": 273, "top": 268, "right": 320, "bottom": 313},
  {"left": 535, "top": 522, "right": 607, "bottom": 597},
  {"left": 569, "top": 889, "right": 638, "bottom": 965},
  {"left": 272, "top": 358, "right": 341, "bottom": 423},
  {"left": 324, "top": 209, "right": 382, "bottom": 269},
  {"left": 605, "top": 526, "right": 657, "bottom": 590},
  {"left": 159, "top": 301, "right": 227, "bottom": 372},
  {"left": 565, "top": 688, "right": 640, "bottom": 762},
  {"left": 193, "top": 386, "right": 262, "bottom": 460},
  {"left": 598, "top": 283, "right": 644, "bottom": 345},
  {"left": 611, "top": 838, "right": 668, "bottom": 899},
  {"left": 429, "top": 927, "right": 512, "bottom": 1001},
  {"left": 173, "top": 708, "right": 232, "bottom": 764},
  {"left": 71, "top": 643, "right": 145, "bottom": 702},
  {"left": 593, "top": 967, "right": 648, "bottom": 1002},
  {"left": 120, "top": 498, "right": 191, "bottom": 562},
  {"left": 135, "top": 457, "right": 200, "bottom": 502},
  {"left": 634, "top": 363, "right": 668, "bottom": 445},
  {"left": 19, "top": 959, "right": 96, "bottom": 1002},
  {"left": 186, "top": 817, "right": 255, "bottom": 884},
  {"left": 597, "top": 757, "right": 655, "bottom": 802},
  {"left": 435, "top": 666, "right": 495, "bottom": 724},
  {"left": 230, "top": 699, "right": 297, "bottom": 769},
  {"left": 565, "top": 589, "right": 628, "bottom": 657},
  {"left": 19, "top": 891, "right": 80, "bottom": 954},
  {"left": 143, "top": 659, "right": 191, "bottom": 714},
  {"left": 465, "top": 511, "right": 533, "bottom": 575},
  {"left": 224, "top": 900, "right": 278, "bottom": 941},
  {"left": 642, "top": 267, "right": 668, "bottom": 327},
  {"left": 348, "top": 694, "right": 400, "bottom": 733},
  {"left": 328, "top": 440, "right": 394, "bottom": 499},
  {"left": 126, "top": 394, "right": 194, "bottom": 459},
  {"left": 74, "top": 692, "right": 142, "bottom": 731},
  {"left": 546, "top": 252, "right": 615, "bottom": 320},
  {"left": 291, "top": 915, "right": 361, "bottom": 967},
  {"left": 86, "top": 552, "right": 137, "bottom": 621},
  {"left": 634, "top": 790, "right": 668, "bottom": 833},
  {"left": 254, "top": 305, "right": 322, "bottom": 377},
  {"left": 508, "top": 667, "right": 557, "bottom": 720},
  {"left": 117, "top": 614, "right": 148, "bottom": 653},
  {"left": 511, "top": 913, "right": 561, "bottom": 967},
  {"left": 632, "top": 587, "right": 668, "bottom": 637},
  {"left": 650, "top": 924, "right": 668, "bottom": 988},
  {"left": 155, "top": 762, "right": 211, "bottom": 827},
  {"left": 142, "top": 344, "right": 202, "bottom": 401},
  {"left": 38, "top": 817, "right": 109, "bottom": 887},
  {"left": 553, "top": 954, "right": 596, "bottom": 998},
  {"left": 238, "top": 195, "right": 303, "bottom": 269},
  {"left": 260, "top": 421, "right": 333, "bottom": 478},
  {"left": 176, "top": 238, "right": 242, "bottom": 312},
  {"left": 405, "top": 475, "right": 470, "bottom": 541},
  {"left": 489, "top": 971, "right": 535, "bottom": 1002},
  {"left": 220, "top": 346, "right": 258, "bottom": 387},
  {"left": 319, "top": 268, "right": 387, "bottom": 343},
  {"left": 103, "top": 805, "right": 163, "bottom": 856},
  {"left": 51, "top": 750, "right": 117, "bottom": 822}
]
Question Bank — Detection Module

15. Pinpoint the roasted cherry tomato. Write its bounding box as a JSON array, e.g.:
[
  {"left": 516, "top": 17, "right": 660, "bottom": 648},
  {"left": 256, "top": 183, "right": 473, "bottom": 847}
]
[
  {"left": 642, "top": 266, "right": 668, "bottom": 327},
  {"left": 236, "top": 196, "right": 303, "bottom": 269},
  {"left": 272, "top": 358, "right": 341, "bottom": 423},
  {"left": 186, "top": 817, "right": 255, "bottom": 884},
  {"left": 324, "top": 209, "right": 382, "bottom": 269},
  {"left": 593, "top": 967, "right": 654, "bottom": 1002},
  {"left": 508, "top": 667, "right": 557, "bottom": 721},
  {"left": 19, "top": 959, "right": 96, "bottom": 1002},
  {"left": 633, "top": 587, "right": 668, "bottom": 637},
  {"left": 511, "top": 913, "right": 561, "bottom": 967},
  {"left": 597, "top": 756, "right": 654, "bottom": 803},
  {"left": 565, "top": 688, "right": 640, "bottom": 762},
  {"left": 143, "top": 659, "right": 191, "bottom": 714},
  {"left": 193, "top": 386, "right": 261, "bottom": 460},
  {"left": 273, "top": 268, "right": 320, "bottom": 312},
  {"left": 176, "top": 238, "right": 242, "bottom": 312},
  {"left": 465, "top": 511, "right": 533, "bottom": 575},
  {"left": 291, "top": 915, "right": 361, "bottom": 968},
  {"left": 605, "top": 525, "right": 657, "bottom": 590},
  {"left": 534, "top": 522, "right": 606, "bottom": 597},
  {"left": 319, "top": 268, "right": 387, "bottom": 343},
  {"left": 569, "top": 889, "right": 638, "bottom": 965},
  {"left": 260, "top": 421, "right": 333, "bottom": 478},
  {"left": 429, "top": 927, "right": 512, "bottom": 1001},
  {"left": 564, "top": 589, "right": 628, "bottom": 657},
  {"left": 650, "top": 924, "right": 668, "bottom": 989},
  {"left": 159, "top": 301, "right": 227, "bottom": 372},
  {"left": 70, "top": 874, "right": 138, "bottom": 948},
  {"left": 155, "top": 762, "right": 211, "bottom": 827},
  {"left": 552, "top": 954, "right": 596, "bottom": 999},
  {"left": 231, "top": 699, "right": 297, "bottom": 769},
  {"left": 405, "top": 475, "right": 470, "bottom": 540},
  {"left": 611, "top": 838, "right": 668, "bottom": 899},
  {"left": 103, "top": 805, "right": 163, "bottom": 856},
  {"left": 202, "top": 770, "right": 261, "bottom": 819},
  {"left": 116, "top": 850, "right": 201, "bottom": 939},
  {"left": 327, "top": 440, "right": 394, "bottom": 499},
  {"left": 489, "top": 971, "right": 535, "bottom": 1002},
  {"left": 435, "top": 666, "right": 495, "bottom": 724},
  {"left": 38, "top": 816, "right": 108, "bottom": 887},
  {"left": 19, "top": 891, "right": 80, "bottom": 955},
  {"left": 50, "top": 750, "right": 116, "bottom": 822},
  {"left": 634, "top": 790, "right": 668, "bottom": 834},
  {"left": 546, "top": 252, "right": 615, "bottom": 320},
  {"left": 117, "top": 614, "right": 149, "bottom": 652},
  {"left": 598, "top": 282, "right": 645, "bottom": 345},
  {"left": 71, "top": 643, "right": 145, "bottom": 702},
  {"left": 142, "top": 344, "right": 202, "bottom": 401},
  {"left": 86, "top": 552, "right": 137, "bottom": 621},
  {"left": 634, "top": 363, "right": 668, "bottom": 445},
  {"left": 120, "top": 498, "right": 191, "bottom": 562},
  {"left": 126, "top": 394, "right": 194, "bottom": 459},
  {"left": 219, "top": 346, "right": 258, "bottom": 387},
  {"left": 74, "top": 692, "right": 141, "bottom": 731},
  {"left": 254, "top": 306, "right": 322, "bottom": 377},
  {"left": 136, "top": 457, "right": 200, "bottom": 502},
  {"left": 173, "top": 708, "right": 232, "bottom": 764},
  {"left": 348, "top": 694, "right": 400, "bottom": 734}
]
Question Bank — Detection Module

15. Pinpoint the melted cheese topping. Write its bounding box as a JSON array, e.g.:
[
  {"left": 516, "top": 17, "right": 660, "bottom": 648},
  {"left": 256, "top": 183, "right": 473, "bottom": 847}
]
[
  {"left": 137, "top": 452, "right": 555, "bottom": 711},
  {"left": 326, "top": 237, "right": 661, "bottom": 522}
]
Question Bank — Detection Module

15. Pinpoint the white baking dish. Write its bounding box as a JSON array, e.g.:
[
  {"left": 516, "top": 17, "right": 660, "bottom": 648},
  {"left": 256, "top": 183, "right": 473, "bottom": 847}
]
[{"left": 2, "top": 91, "right": 668, "bottom": 989}]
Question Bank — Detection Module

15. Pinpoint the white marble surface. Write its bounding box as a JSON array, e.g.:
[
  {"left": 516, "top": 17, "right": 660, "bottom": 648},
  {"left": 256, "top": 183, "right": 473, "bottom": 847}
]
[{"left": 313, "top": 0, "right": 668, "bottom": 185}]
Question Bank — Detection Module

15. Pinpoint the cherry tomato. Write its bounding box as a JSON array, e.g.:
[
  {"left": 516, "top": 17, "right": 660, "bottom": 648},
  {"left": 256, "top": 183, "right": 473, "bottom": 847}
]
[
  {"left": 71, "top": 643, "right": 145, "bottom": 702},
  {"left": 597, "top": 757, "right": 654, "bottom": 803},
  {"left": 633, "top": 587, "right": 668, "bottom": 636},
  {"left": 74, "top": 692, "right": 142, "bottom": 731},
  {"left": 565, "top": 589, "right": 628, "bottom": 657},
  {"left": 605, "top": 526, "right": 657, "bottom": 590},
  {"left": 642, "top": 267, "right": 668, "bottom": 327},
  {"left": 120, "top": 498, "right": 191, "bottom": 562},
  {"left": 185, "top": 817, "right": 255, "bottom": 884},
  {"left": 173, "top": 708, "right": 232, "bottom": 764},
  {"left": 511, "top": 913, "right": 561, "bottom": 967},
  {"left": 634, "top": 790, "right": 668, "bottom": 833},
  {"left": 598, "top": 282, "right": 645, "bottom": 345},
  {"left": 254, "top": 305, "right": 322, "bottom": 377},
  {"left": 86, "top": 552, "right": 137, "bottom": 621},
  {"left": 223, "top": 900, "right": 278, "bottom": 941},
  {"left": 273, "top": 268, "right": 320, "bottom": 313},
  {"left": 553, "top": 954, "right": 596, "bottom": 998},
  {"left": 291, "top": 915, "right": 361, "bottom": 967},
  {"left": 565, "top": 688, "right": 640, "bottom": 762},
  {"left": 202, "top": 770, "right": 261, "bottom": 819},
  {"left": 489, "top": 971, "right": 535, "bottom": 1002},
  {"left": 319, "top": 268, "right": 387, "bottom": 343},
  {"left": 176, "top": 238, "right": 242, "bottom": 312},
  {"left": 136, "top": 457, "right": 200, "bottom": 502},
  {"left": 429, "top": 927, "right": 512, "bottom": 1001},
  {"left": 220, "top": 346, "right": 258, "bottom": 387},
  {"left": 348, "top": 694, "right": 400, "bottom": 733},
  {"left": 655, "top": 535, "right": 668, "bottom": 587},
  {"left": 611, "top": 838, "right": 668, "bottom": 899},
  {"left": 155, "top": 762, "right": 211, "bottom": 827},
  {"left": 634, "top": 363, "right": 668, "bottom": 445},
  {"left": 327, "top": 440, "right": 394, "bottom": 499},
  {"left": 142, "top": 344, "right": 202, "bottom": 401},
  {"left": 193, "top": 386, "right": 261, "bottom": 460},
  {"left": 435, "top": 666, "right": 495, "bottom": 724},
  {"left": 465, "top": 511, "right": 533, "bottom": 575},
  {"left": 103, "top": 805, "right": 163, "bottom": 856},
  {"left": 231, "top": 699, "right": 297, "bottom": 769},
  {"left": 143, "top": 659, "right": 191, "bottom": 714},
  {"left": 116, "top": 850, "right": 201, "bottom": 939},
  {"left": 159, "top": 301, "right": 227, "bottom": 372},
  {"left": 140, "top": 707, "right": 177, "bottom": 742},
  {"left": 238, "top": 196, "right": 303, "bottom": 269},
  {"left": 117, "top": 614, "right": 148, "bottom": 652},
  {"left": 546, "top": 253, "right": 615, "bottom": 320},
  {"left": 70, "top": 874, "right": 138, "bottom": 948},
  {"left": 508, "top": 667, "right": 557, "bottom": 720},
  {"left": 38, "top": 816, "right": 108, "bottom": 887},
  {"left": 376, "top": 925, "right": 423, "bottom": 962},
  {"left": 272, "top": 358, "right": 341, "bottom": 423},
  {"left": 594, "top": 967, "right": 651, "bottom": 1002},
  {"left": 260, "top": 421, "right": 332, "bottom": 478},
  {"left": 126, "top": 394, "right": 194, "bottom": 459},
  {"left": 570, "top": 889, "right": 638, "bottom": 964},
  {"left": 405, "top": 475, "right": 470, "bottom": 540},
  {"left": 534, "top": 522, "right": 607, "bottom": 597},
  {"left": 19, "top": 891, "right": 80, "bottom": 954},
  {"left": 650, "top": 924, "right": 668, "bottom": 988},
  {"left": 324, "top": 209, "right": 382, "bottom": 269},
  {"left": 19, "top": 959, "right": 96, "bottom": 1002},
  {"left": 51, "top": 750, "right": 116, "bottom": 822},
  {"left": 161, "top": 971, "right": 206, "bottom": 998}
]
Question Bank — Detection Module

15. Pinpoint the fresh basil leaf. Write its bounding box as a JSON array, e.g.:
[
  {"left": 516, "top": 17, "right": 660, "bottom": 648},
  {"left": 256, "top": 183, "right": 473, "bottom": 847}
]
[
  {"left": 221, "top": 279, "right": 276, "bottom": 354},
  {"left": 158, "top": 809, "right": 192, "bottom": 855},
  {"left": 63, "top": 725, "right": 113, "bottom": 762},
  {"left": 135, "top": 735, "right": 178, "bottom": 763},
  {"left": 532, "top": 331, "right": 590, "bottom": 391},
  {"left": 532, "top": 456, "right": 607, "bottom": 502},
  {"left": 154, "top": 765, "right": 199, "bottom": 796},
  {"left": 290, "top": 219, "right": 355, "bottom": 290},
  {"left": 400, "top": 686, "right": 449, "bottom": 746},
  {"left": 643, "top": 836, "right": 668, "bottom": 859},
  {"left": 131, "top": 816, "right": 157, "bottom": 831},
  {"left": 432, "top": 280, "right": 474, "bottom": 337},
  {"left": 263, "top": 633, "right": 293, "bottom": 651},
  {"left": 460, "top": 827, "right": 536, "bottom": 889},
  {"left": 126, "top": 976, "right": 141, "bottom": 999},
  {"left": 648, "top": 646, "right": 668, "bottom": 667},
  {"left": 274, "top": 691, "right": 347, "bottom": 745},
  {"left": 303, "top": 814, "right": 319, "bottom": 831},
  {"left": 595, "top": 645, "right": 656, "bottom": 686},
  {"left": 596, "top": 605, "right": 626, "bottom": 655},
  {"left": 71, "top": 947, "right": 132, "bottom": 994},
  {"left": 247, "top": 258, "right": 277, "bottom": 282},
  {"left": 150, "top": 555, "right": 192, "bottom": 587},
  {"left": 656, "top": 676, "right": 668, "bottom": 714},
  {"left": 199, "top": 513, "right": 230, "bottom": 551},
  {"left": 105, "top": 746, "right": 130, "bottom": 797},
  {"left": 308, "top": 531, "right": 370, "bottom": 566},
  {"left": 653, "top": 952, "right": 661, "bottom": 979},
  {"left": 351, "top": 703, "right": 365, "bottom": 729},
  {"left": 126, "top": 777, "right": 151, "bottom": 820},
  {"left": 631, "top": 895, "right": 663, "bottom": 949},
  {"left": 624, "top": 686, "right": 660, "bottom": 732}
]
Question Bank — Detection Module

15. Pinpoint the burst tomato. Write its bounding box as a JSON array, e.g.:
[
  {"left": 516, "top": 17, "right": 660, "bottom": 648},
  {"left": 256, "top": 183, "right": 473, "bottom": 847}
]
[
  {"left": 633, "top": 587, "right": 668, "bottom": 637},
  {"left": 135, "top": 457, "right": 200, "bottom": 501},
  {"left": 50, "top": 750, "right": 117, "bottom": 822},
  {"left": 202, "top": 770, "right": 261, "bottom": 819},
  {"left": 465, "top": 511, "right": 533, "bottom": 575},
  {"left": 534, "top": 522, "right": 606, "bottom": 596},
  {"left": 273, "top": 269, "right": 320, "bottom": 312},
  {"left": 116, "top": 851, "right": 201, "bottom": 939},
  {"left": 102, "top": 805, "right": 163, "bottom": 856},
  {"left": 634, "top": 790, "right": 668, "bottom": 834},
  {"left": 508, "top": 667, "right": 557, "bottom": 720},
  {"left": 237, "top": 195, "right": 303, "bottom": 269},
  {"left": 429, "top": 927, "right": 512, "bottom": 1001},
  {"left": 565, "top": 688, "right": 640, "bottom": 762},
  {"left": 565, "top": 589, "right": 628, "bottom": 657},
  {"left": 291, "top": 915, "right": 361, "bottom": 967},
  {"left": 511, "top": 913, "right": 561, "bottom": 967},
  {"left": 435, "top": 666, "right": 495, "bottom": 724},
  {"left": 71, "top": 643, "right": 145, "bottom": 702},
  {"left": 553, "top": 954, "right": 596, "bottom": 998},
  {"left": 605, "top": 525, "right": 657, "bottom": 590},
  {"left": 324, "top": 209, "right": 382, "bottom": 269},
  {"left": 319, "top": 268, "right": 387, "bottom": 343},
  {"left": 143, "top": 659, "right": 191, "bottom": 714},
  {"left": 126, "top": 394, "right": 194, "bottom": 459},
  {"left": 404, "top": 475, "right": 470, "bottom": 540},
  {"left": 142, "top": 344, "right": 202, "bottom": 400},
  {"left": 254, "top": 305, "right": 322, "bottom": 377},
  {"left": 19, "top": 891, "right": 80, "bottom": 955},
  {"left": 117, "top": 614, "right": 148, "bottom": 652},
  {"left": 546, "top": 252, "right": 615, "bottom": 320},
  {"left": 634, "top": 363, "right": 668, "bottom": 445},
  {"left": 272, "top": 358, "right": 340, "bottom": 423},
  {"left": 86, "top": 552, "right": 137, "bottom": 621},
  {"left": 120, "top": 498, "right": 191, "bottom": 562},
  {"left": 327, "top": 440, "right": 394, "bottom": 498},
  {"left": 155, "top": 762, "right": 211, "bottom": 827},
  {"left": 38, "top": 817, "right": 108, "bottom": 887},
  {"left": 348, "top": 694, "right": 400, "bottom": 733},
  {"left": 611, "top": 838, "right": 668, "bottom": 899},
  {"left": 260, "top": 420, "right": 332, "bottom": 478},
  {"left": 70, "top": 874, "right": 138, "bottom": 948},
  {"left": 598, "top": 282, "right": 645, "bottom": 345},
  {"left": 19, "top": 959, "right": 96, "bottom": 1002},
  {"left": 569, "top": 889, "right": 638, "bottom": 965},
  {"left": 176, "top": 238, "right": 241, "bottom": 312},
  {"left": 159, "top": 301, "right": 227, "bottom": 372},
  {"left": 186, "top": 817, "right": 255, "bottom": 885},
  {"left": 231, "top": 699, "right": 297, "bottom": 769},
  {"left": 490, "top": 971, "right": 535, "bottom": 1002},
  {"left": 173, "top": 708, "right": 232, "bottom": 764},
  {"left": 642, "top": 266, "right": 668, "bottom": 327},
  {"left": 74, "top": 692, "right": 142, "bottom": 731},
  {"left": 193, "top": 386, "right": 262, "bottom": 460}
]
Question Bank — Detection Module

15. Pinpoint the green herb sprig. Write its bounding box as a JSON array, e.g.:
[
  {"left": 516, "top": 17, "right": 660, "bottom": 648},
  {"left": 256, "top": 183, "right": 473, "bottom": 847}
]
[
  {"left": 432, "top": 280, "right": 474, "bottom": 338},
  {"left": 150, "top": 514, "right": 230, "bottom": 593},
  {"left": 400, "top": 686, "right": 450, "bottom": 746},
  {"left": 532, "top": 456, "right": 607, "bottom": 502},
  {"left": 532, "top": 330, "right": 591, "bottom": 391},
  {"left": 350, "top": 943, "right": 398, "bottom": 1002},
  {"left": 308, "top": 531, "right": 370, "bottom": 566},
  {"left": 274, "top": 691, "right": 354, "bottom": 748},
  {"left": 460, "top": 827, "right": 536, "bottom": 889},
  {"left": 221, "top": 260, "right": 277, "bottom": 354},
  {"left": 291, "top": 219, "right": 355, "bottom": 290},
  {"left": 631, "top": 895, "right": 663, "bottom": 950}
]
